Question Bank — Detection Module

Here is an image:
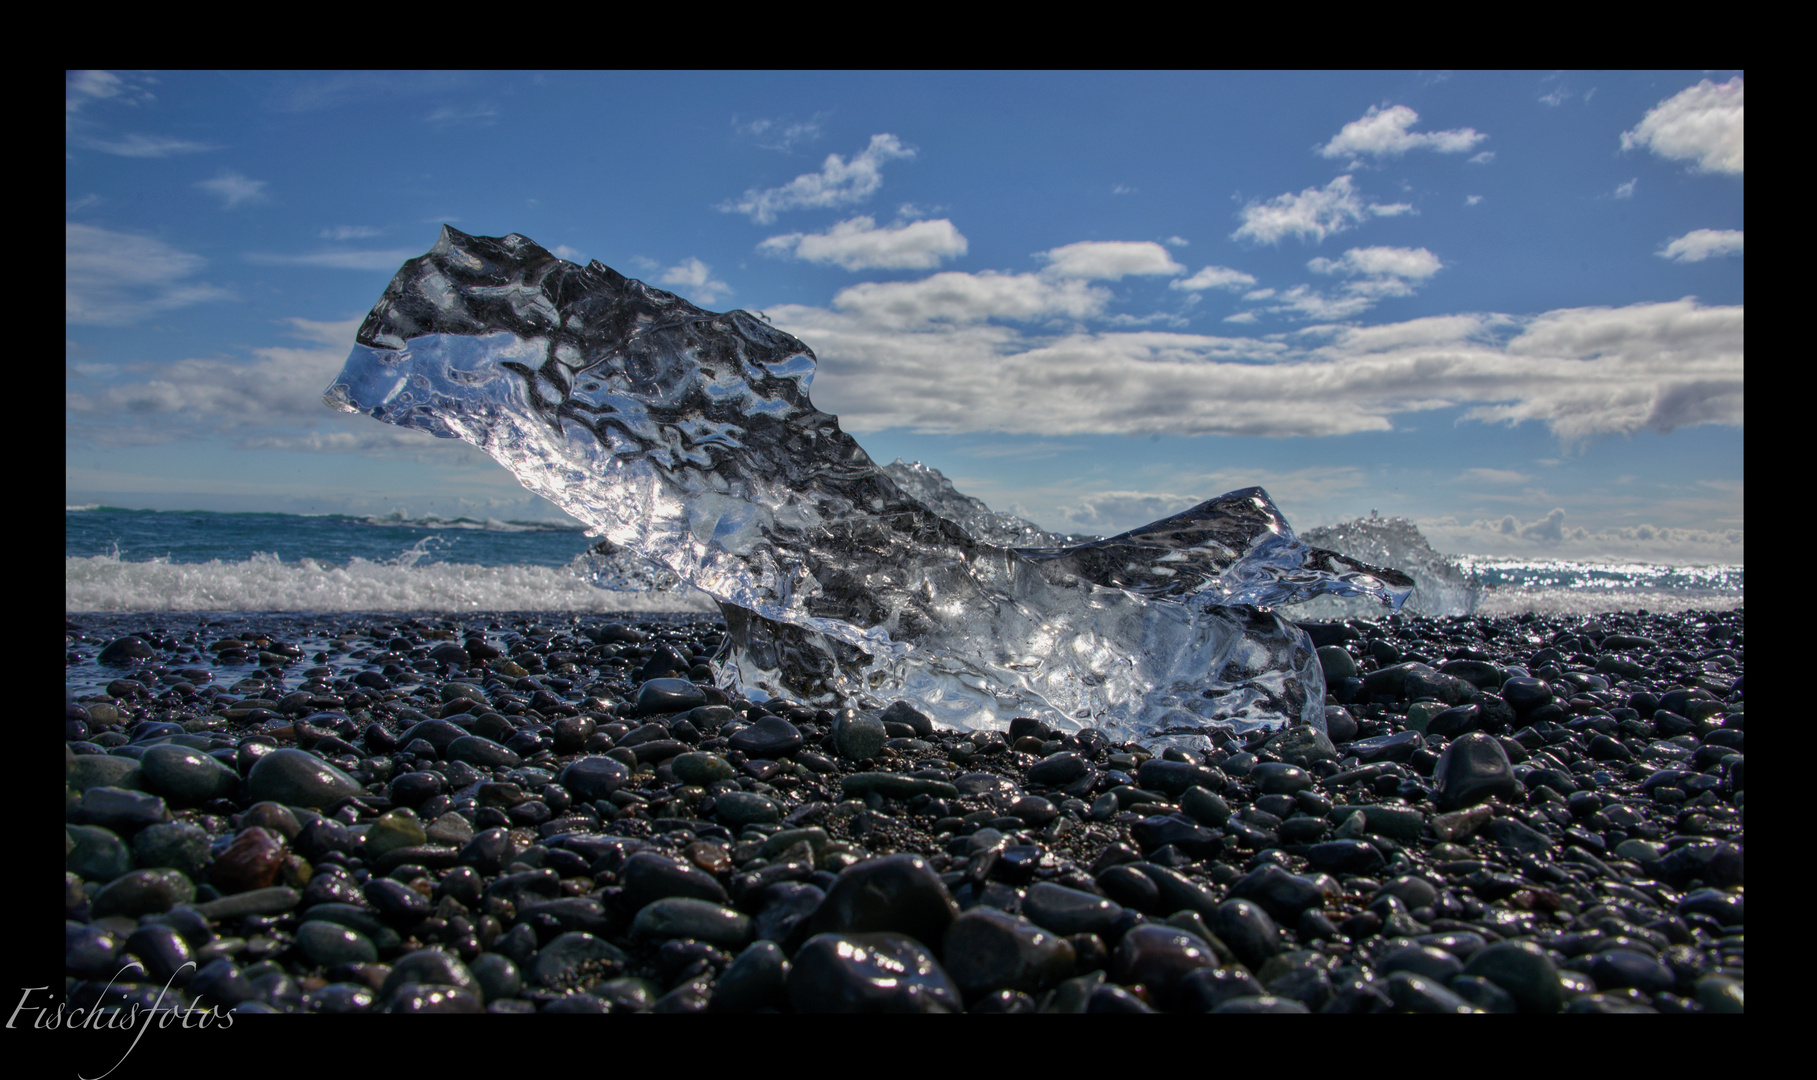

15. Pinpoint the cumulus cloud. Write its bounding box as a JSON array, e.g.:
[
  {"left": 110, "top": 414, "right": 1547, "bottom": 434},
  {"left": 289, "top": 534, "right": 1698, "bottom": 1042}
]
[
  {"left": 246, "top": 249, "right": 421, "bottom": 271},
  {"left": 823, "top": 271, "right": 1110, "bottom": 330},
  {"left": 1318, "top": 104, "right": 1487, "bottom": 161},
  {"left": 65, "top": 317, "right": 361, "bottom": 439},
  {"left": 1233, "top": 176, "right": 1411, "bottom": 245},
  {"left": 718, "top": 134, "right": 915, "bottom": 224},
  {"left": 1308, "top": 246, "right": 1442, "bottom": 282},
  {"left": 1171, "top": 266, "right": 1258, "bottom": 292},
  {"left": 1461, "top": 467, "right": 1531, "bottom": 485},
  {"left": 196, "top": 170, "right": 269, "bottom": 209},
  {"left": 759, "top": 216, "right": 967, "bottom": 270},
  {"left": 765, "top": 290, "right": 1741, "bottom": 447},
  {"left": 659, "top": 257, "right": 732, "bottom": 305},
  {"left": 1622, "top": 77, "right": 1743, "bottom": 174},
  {"left": 1659, "top": 228, "right": 1744, "bottom": 263},
  {"left": 1038, "top": 241, "right": 1184, "bottom": 280},
  {"left": 66, "top": 224, "right": 235, "bottom": 326}
]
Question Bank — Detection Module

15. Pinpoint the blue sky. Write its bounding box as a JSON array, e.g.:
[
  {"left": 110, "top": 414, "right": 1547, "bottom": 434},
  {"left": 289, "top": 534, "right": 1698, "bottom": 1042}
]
[{"left": 66, "top": 70, "right": 1743, "bottom": 564}]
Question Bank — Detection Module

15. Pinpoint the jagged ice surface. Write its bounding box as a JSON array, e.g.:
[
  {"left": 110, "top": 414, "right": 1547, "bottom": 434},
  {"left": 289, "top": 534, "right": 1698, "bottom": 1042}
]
[{"left": 324, "top": 227, "right": 1413, "bottom": 740}]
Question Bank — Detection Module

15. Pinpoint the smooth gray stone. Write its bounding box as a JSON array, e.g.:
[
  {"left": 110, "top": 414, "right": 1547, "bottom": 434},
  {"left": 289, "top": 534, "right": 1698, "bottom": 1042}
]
[
  {"left": 380, "top": 947, "right": 476, "bottom": 1000},
  {"left": 1462, "top": 941, "right": 1566, "bottom": 1013},
  {"left": 832, "top": 712, "right": 887, "bottom": 761},
  {"left": 1434, "top": 731, "right": 1520, "bottom": 810},
  {"left": 88, "top": 868, "right": 195, "bottom": 918},
  {"left": 558, "top": 755, "right": 631, "bottom": 802},
  {"left": 1022, "top": 882, "right": 1124, "bottom": 938},
  {"left": 139, "top": 743, "right": 240, "bottom": 805},
  {"left": 295, "top": 921, "right": 378, "bottom": 967},
  {"left": 245, "top": 749, "right": 361, "bottom": 809},
  {"left": 190, "top": 886, "right": 300, "bottom": 920},
  {"left": 66, "top": 825, "right": 133, "bottom": 883},
  {"left": 630, "top": 898, "right": 753, "bottom": 949},
  {"left": 66, "top": 754, "right": 144, "bottom": 793},
  {"left": 710, "top": 940, "right": 790, "bottom": 1013},
  {"left": 788, "top": 931, "right": 961, "bottom": 1013},
  {"left": 130, "top": 821, "right": 213, "bottom": 880},
  {"left": 941, "top": 906, "right": 1075, "bottom": 997},
  {"left": 446, "top": 735, "right": 520, "bottom": 768}
]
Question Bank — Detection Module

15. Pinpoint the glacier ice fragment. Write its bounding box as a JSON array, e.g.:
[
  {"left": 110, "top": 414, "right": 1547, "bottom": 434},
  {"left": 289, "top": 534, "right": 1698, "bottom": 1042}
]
[{"left": 325, "top": 227, "right": 1413, "bottom": 741}]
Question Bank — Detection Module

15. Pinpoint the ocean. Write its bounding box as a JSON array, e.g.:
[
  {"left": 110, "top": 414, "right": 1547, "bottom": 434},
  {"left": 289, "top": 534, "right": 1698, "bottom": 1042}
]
[{"left": 66, "top": 505, "right": 1742, "bottom": 619}]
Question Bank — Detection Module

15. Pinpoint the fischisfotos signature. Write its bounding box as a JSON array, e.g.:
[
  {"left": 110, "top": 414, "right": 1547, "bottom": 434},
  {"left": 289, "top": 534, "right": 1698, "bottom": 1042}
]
[{"left": 9, "top": 964, "right": 234, "bottom": 1080}]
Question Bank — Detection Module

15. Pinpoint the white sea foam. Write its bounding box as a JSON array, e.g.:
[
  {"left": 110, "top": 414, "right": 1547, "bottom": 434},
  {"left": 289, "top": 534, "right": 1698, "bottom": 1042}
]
[{"left": 65, "top": 552, "right": 717, "bottom": 613}]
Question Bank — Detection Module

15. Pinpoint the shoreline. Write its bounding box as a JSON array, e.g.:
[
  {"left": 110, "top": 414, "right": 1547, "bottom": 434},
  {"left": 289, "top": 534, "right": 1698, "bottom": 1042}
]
[{"left": 64, "top": 606, "right": 1743, "bottom": 1013}]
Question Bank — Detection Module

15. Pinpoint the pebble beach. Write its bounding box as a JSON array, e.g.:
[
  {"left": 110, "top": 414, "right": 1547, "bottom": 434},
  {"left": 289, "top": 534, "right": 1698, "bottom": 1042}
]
[{"left": 63, "top": 605, "right": 1744, "bottom": 1014}]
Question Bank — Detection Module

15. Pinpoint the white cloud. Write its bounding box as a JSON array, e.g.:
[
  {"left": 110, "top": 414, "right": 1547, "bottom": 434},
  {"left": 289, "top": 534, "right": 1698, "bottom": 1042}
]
[
  {"left": 736, "top": 115, "right": 826, "bottom": 152},
  {"left": 65, "top": 70, "right": 155, "bottom": 116},
  {"left": 426, "top": 103, "right": 499, "bottom": 126},
  {"left": 1622, "top": 76, "right": 1743, "bottom": 174},
  {"left": 66, "top": 224, "right": 234, "bottom": 326},
  {"left": 318, "top": 225, "right": 384, "bottom": 241},
  {"left": 1165, "top": 236, "right": 1189, "bottom": 247},
  {"left": 1038, "top": 241, "right": 1184, "bottom": 280},
  {"left": 1318, "top": 104, "right": 1487, "bottom": 160},
  {"left": 1658, "top": 228, "right": 1744, "bottom": 263},
  {"left": 1614, "top": 178, "right": 1637, "bottom": 199},
  {"left": 1171, "top": 266, "right": 1258, "bottom": 292},
  {"left": 76, "top": 133, "right": 214, "bottom": 157},
  {"left": 825, "top": 271, "right": 1109, "bottom": 330},
  {"left": 196, "top": 170, "right": 269, "bottom": 209},
  {"left": 65, "top": 317, "right": 361, "bottom": 436},
  {"left": 1469, "top": 151, "right": 1494, "bottom": 165},
  {"left": 1308, "top": 246, "right": 1442, "bottom": 281},
  {"left": 1465, "top": 195, "right": 1484, "bottom": 206},
  {"left": 1232, "top": 176, "right": 1409, "bottom": 245},
  {"left": 718, "top": 134, "right": 915, "bottom": 224},
  {"left": 552, "top": 244, "right": 586, "bottom": 262},
  {"left": 763, "top": 290, "right": 1740, "bottom": 447},
  {"left": 658, "top": 257, "right": 732, "bottom": 305},
  {"left": 1112, "top": 184, "right": 1137, "bottom": 195},
  {"left": 759, "top": 216, "right": 967, "bottom": 271},
  {"left": 1460, "top": 467, "right": 1531, "bottom": 485},
  {"left": 246, "top": 249, "right": 421, "bottom": 271}
]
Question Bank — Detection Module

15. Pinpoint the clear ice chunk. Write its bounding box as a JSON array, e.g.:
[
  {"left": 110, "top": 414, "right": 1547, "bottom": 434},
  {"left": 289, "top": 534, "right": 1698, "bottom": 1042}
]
[{"left": 324, "top": 227, "right": 1413, "bottom": 741}]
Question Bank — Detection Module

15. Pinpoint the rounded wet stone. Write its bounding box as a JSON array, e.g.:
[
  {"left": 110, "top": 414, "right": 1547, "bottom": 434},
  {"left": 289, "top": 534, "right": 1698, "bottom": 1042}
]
[
  {"left": 671, "top": 752, "right": 737, "bottom": 786},
  {"left": 398, "top": 719, "right": 468, "bottom": 755},
  {"left": 78, "top": 787, "right": 170, "bottom": 833},
  {"left": 1379, "top": 944, "right": 1465, "bottom": 984},
  {"left": 66, "top": 825, "right": 133, "bottom": 882},
  {"left": 365, "top": 808, "right": 427, "bottom": 858},
  {"left": 381, "top": 948, "right": 476, "bottom": 999},
  {"left": 622, "top": 852, "right": 730, "bottom": 908},
  {"left": 728, "top": 715, "right": 804, "bottom": 758},
  {"left": 364, "top": 877, "right": 433, "bottom": 922},
  {"left": 1180, "top": 786, "right": 1231, "bottom": 827},
  {"left": 529, "top": 931, "right": 629, "bottom": 989},
  {"left": 1210, "top": 899, "right": 1282, "bottom": 972},
  {"left": 710, "top": 941, "right": 790, "bottom": 1013},
  {"left": 1434, "top": 731, "right": 1520, "bottom": 810},
  {"left": 1175, "top": 966, "right": 1269, "bottom": 1013},
  {"left": 631, "top": 898, "right": 754, "bottom": 949},
  {"left": 810, "top": 854, "right": 958, "bottom": 949},
  {"left": 138, "top": 744, "right": 240, "bottom": 806},
  {"left": 1308, "top": 838, "right": 1386, "bottom": 875},
  {"left": 66, "top": 755, "right": 144, "bottom": 793},
  {"left": 123, "top": 922, "right": 195, "bottom": 986},
  {"left": 89, "top": 868, "right": 196, "bottom": 918},
  {"left": 1388, "top": 971, "right": 1477, "bottom": 1013},
  {"left": 1500, "top": 677, "right": 1554, "bottom": 712},
  {"left": 1111, "top": 923, "right": 1219, "bottom": 1005},
  {"left": 1317, "top": 645, "right": 1357, "bottom": 682},
  {"left": 130, "top": 822, "right": 213, "bottom": 880},
  {"left": 714, "top": 790, "right": 781, "bottom": 827},
  {"left": 788, "top": 932, "right": 962, "bottom": 1013},
  {"left": 385, "top": 985, "right": 485, "bottom": 1013},
  {"left": 1026, "top": 751, "right": 1090, "bottom": 786},
  {"left": 636, "top": 677, "right": 708, "bottom": 715},
  {"left": 446, "top": 735, "right": 520, "bottom": 768},
  {"left": 832, "top": 712, "right": 887, "bottom": 761},
  {"left": 296, "top": 920, "right": 378, "bottom": 967},
  {"left": 558, "top": 755, "right": 631, "bottom": 802},
  {"left": 1022, "top": 882, "right": 1123, "bottom": 938},
  {"left": 1227, "top": 863, "right": 1325, "bottom": 925},
  {"left": 941, "top": 906, "right": 1075, "bottom": 997},
  {"left": 245, "top": 749, "right": 361, "bottom": 809},
  {"left": 1462, "top": 940, "right": 1566, "bottom": 1013},
  {"left": 210, "top": 827, "right": 286, "bottom": 894},
  {"left": 1250, "top": 762, "right": 1313, "bottom": 795}
]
